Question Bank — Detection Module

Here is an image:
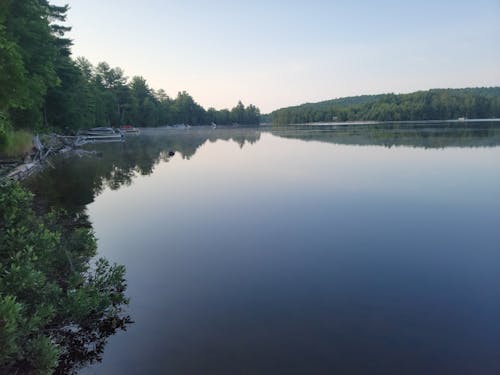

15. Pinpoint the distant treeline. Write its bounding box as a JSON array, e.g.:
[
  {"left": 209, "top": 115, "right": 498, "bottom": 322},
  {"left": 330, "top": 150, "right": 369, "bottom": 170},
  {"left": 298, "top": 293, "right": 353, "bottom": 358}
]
[
  {"left": 0, "top": 1, "right": 259, "bottom": 136},
  {"left": 271, "top": 88, "right": 500, "bottom": 125}
]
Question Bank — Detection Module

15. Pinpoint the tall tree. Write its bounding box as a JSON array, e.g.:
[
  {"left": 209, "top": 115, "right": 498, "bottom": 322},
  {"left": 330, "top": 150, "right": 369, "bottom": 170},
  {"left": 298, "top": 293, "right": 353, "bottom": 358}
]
[{"left": 1, "top": 0, "right": 59, "bottom": 128}]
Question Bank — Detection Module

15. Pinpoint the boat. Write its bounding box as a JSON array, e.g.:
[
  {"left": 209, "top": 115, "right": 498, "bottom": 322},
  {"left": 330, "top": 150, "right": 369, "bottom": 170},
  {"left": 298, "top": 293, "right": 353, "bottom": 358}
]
[
  {"left": 83, "top": 127, "right": 117, "bottom": 136},
  {"left": 77, "top": 127, "right": 124, "bottom": 143},
  {"left": 172, "top": 123, "right": 187, "bottom": 129},
  {"left": 120, "top": 125, "right": 140, "bottom": 134},
  {"left": 457, "top": 117, "right": 466, "bottom": 122}
]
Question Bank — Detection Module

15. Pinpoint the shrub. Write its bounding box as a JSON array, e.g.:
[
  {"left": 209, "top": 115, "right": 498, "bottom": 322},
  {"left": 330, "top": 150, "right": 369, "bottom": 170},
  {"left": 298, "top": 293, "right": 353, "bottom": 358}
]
[{"left": 0, "top": 182, "right": 130, "bottom": 374}]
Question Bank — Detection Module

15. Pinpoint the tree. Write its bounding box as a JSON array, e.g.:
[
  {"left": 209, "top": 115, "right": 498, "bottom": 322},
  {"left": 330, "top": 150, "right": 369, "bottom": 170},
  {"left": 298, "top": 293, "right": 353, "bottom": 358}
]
[
  {"left": 271, "top": 88, "right": 500, "bottom": 125},
  {"left": 0, "top": 0, "right": 262, "bottom": 133},
  {"left": 231, "top": 100, "right": 245, "bottom": 123},
  {"left": 1, "top": 0, "right": 59, "bottom": 128}
]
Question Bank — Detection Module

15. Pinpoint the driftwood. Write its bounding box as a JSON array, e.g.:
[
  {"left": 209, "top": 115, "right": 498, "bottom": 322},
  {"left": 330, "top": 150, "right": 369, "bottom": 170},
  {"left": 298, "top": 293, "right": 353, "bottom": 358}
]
[
  {"left": 6, "top": 162, "right": 40, "bottom": 180},
  {"left": 3, "top": 132, "right": 124, "bottom": 181},
  {"left": 5, "top": 135, "right": 85, "bottom": 181},
  {"left": 6, "top": 135, "right": 54, "bottom": 180}
]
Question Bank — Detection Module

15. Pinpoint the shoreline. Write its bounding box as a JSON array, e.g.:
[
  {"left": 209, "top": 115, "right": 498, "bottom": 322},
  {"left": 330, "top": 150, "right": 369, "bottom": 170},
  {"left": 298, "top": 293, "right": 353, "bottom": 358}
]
[
  {"left": 275, "top": 118, "right": 500, "bottom": 127},
  {"left": 0, "top": 134, "right": 103, "bottom": 182}
]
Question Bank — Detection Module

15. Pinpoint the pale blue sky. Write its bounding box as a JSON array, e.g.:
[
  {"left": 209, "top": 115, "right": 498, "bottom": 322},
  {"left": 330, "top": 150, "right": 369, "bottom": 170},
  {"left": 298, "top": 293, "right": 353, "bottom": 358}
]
[{"left": 54, "top": 0, "right": 500, "bottom": 112}]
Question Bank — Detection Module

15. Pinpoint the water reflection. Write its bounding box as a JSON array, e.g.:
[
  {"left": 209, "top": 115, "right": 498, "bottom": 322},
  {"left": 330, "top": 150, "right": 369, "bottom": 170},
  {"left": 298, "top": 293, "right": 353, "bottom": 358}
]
[
  {"left": 27, "top": 127, "right": 261, "bottom": 210},
  {"left": 25, "top": 123, "right": 500, "bottom": 374},
  {"left": 27, "top": 122, "right": 500, "bottom": 210},
  {"left": 55, "top": 307, "right": 132, "bottom": 375},
  {"left": 271, "top": 121, "right": 500, "bottom": 148}
]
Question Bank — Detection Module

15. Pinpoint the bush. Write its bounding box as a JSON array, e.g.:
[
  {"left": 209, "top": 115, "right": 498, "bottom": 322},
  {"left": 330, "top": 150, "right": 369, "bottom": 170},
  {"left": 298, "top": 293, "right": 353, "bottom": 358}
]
[
  {"left": 0, "top": 182, "right": 130, "bottom": 374},
  {"left": 0, "top": 112, "right": 9, "bottom": 145}
]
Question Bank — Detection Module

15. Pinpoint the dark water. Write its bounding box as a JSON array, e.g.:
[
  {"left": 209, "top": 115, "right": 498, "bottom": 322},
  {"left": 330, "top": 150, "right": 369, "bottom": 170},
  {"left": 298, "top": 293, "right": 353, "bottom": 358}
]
[{"left": 28, "top": 122, "right": 500, "bottom": 374}]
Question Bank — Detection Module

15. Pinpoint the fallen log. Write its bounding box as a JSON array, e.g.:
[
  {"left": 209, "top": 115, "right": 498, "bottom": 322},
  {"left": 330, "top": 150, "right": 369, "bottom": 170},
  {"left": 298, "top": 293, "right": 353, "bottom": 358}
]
[
  {"left": 6, "top": 162, "right": 41, "bottom": 181},
  {"left": 2, "top": 132, "right": 122, "bottom": 181}
]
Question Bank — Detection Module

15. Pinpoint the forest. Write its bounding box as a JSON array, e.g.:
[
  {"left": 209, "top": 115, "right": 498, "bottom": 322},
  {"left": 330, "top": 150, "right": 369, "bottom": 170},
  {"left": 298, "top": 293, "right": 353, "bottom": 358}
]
[
  {"left": 0, "top": 0, "right": 260, "bottom": 144},
  {"left": 0, "top": 3, "right": 134, "bottom": 373},
  {"left": 271, "top": 88, "right": 500, "bottom": 125}
]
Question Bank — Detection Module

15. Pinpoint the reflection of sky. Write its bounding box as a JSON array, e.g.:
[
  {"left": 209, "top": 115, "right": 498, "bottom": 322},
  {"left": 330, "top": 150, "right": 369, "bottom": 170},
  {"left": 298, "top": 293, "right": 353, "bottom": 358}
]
[
  {"left": 91, "top": 133, "right": 500, "bottom": 230},
  {"left": 84, "top": 132, "right": 500, "bottom": 374},
  {"left": 53, "top": 0, "right": 500, "bottom": 112}
]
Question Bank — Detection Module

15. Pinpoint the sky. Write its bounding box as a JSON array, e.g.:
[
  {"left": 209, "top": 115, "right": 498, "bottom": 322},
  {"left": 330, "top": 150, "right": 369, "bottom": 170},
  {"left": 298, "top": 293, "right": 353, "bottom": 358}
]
[{"left": 53, "top": 0, "right": 500, "bottom": 113}]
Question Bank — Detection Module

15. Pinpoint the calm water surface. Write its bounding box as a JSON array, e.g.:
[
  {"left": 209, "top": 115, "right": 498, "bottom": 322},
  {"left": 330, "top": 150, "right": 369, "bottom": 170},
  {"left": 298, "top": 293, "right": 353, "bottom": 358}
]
[{"left": 29, "top": 123, "right": 500, "bottom": 374}]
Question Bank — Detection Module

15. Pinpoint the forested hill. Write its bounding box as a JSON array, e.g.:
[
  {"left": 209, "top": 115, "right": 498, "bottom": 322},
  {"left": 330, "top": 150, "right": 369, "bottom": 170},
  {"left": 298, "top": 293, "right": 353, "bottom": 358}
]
[
  {"left": 270, "top": 88, "right": 500, "bottom": 125},
  {"left": 0, "top": 1, "right": 260, "bottom": 136}
]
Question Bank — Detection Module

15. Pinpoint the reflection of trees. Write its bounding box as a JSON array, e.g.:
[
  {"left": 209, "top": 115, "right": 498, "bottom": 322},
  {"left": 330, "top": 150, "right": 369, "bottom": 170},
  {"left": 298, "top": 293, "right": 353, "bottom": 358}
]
[
  {"left": 26, "top": 127, "right": 261, "bottom": 210},
  {"left": 270, "top": 122, "right": 500, "bottom": 149},
  {"left": 19, "top": 128, "right": 262, "bottom": 373},
  {"left": 26, "top": 123, "right": 500, "bottom": 211},
  {"left": 55, "top": 312, "right": 132, "bottom": 375},
  {"left": 27, "top": 123, "right": 499, "bottom": 211},
  {"left": 18, "top": 124, "right": 498, "bottom": 372}
]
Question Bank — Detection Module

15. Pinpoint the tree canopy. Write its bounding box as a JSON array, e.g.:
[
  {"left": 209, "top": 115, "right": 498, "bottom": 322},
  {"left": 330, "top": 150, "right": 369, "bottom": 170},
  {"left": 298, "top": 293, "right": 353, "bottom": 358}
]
[
  {"left": 271, "top": 88, "right": 500, "bottom": 125},
  {"left": 0, "top": 0, "right": 260, "bottom": 135}
]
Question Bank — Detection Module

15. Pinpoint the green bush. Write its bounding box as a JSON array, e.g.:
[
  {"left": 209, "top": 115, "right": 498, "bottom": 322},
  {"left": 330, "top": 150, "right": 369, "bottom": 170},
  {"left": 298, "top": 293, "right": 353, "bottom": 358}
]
[
  {"left": 0, "top": 182, "right": 130, "bottom": 374},
  {"left": 0, "top": 112, "right": 9, "bottom": 145}
]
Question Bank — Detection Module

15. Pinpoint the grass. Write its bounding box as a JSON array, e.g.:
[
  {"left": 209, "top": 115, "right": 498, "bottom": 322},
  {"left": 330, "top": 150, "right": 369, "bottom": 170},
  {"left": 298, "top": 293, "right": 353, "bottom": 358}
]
[{"left": 0, "top": 129, "right": 33, "bottom": 158}]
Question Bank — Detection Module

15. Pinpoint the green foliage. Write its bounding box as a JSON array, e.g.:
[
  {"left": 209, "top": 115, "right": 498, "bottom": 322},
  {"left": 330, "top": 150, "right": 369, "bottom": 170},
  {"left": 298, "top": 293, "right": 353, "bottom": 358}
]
[
  {"left": 0, "top": 23, "right": 27, "bottom": 112},
  {"left": 1, "top": 0, "right": 61, "bottom": 129},
  {"left": 0, "top": 2, "right": 261, "bottom": 133},
  {"left": 0, "top": 295, "right": 22, "bottom": 364},
  {"left": 0, "top": 112, "right": 8, "bottom": 145},
  {"left": 271, "top": 88, "right": 500, "bottom": 125},
  {"left": 26, "top": 335, "right": 60, "bottom": 375},
  {"left": 0, "top": 182, "right": 130, "bottom": 374},
  {"left": 65, "top": 67, "right": 260, "bottom": 128}
]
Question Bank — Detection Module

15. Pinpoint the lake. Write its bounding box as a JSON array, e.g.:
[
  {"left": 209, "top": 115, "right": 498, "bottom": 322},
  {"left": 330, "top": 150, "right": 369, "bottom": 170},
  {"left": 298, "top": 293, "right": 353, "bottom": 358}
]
[{"left": 28, "top": 122, "right": 500, "bottom": 374}]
